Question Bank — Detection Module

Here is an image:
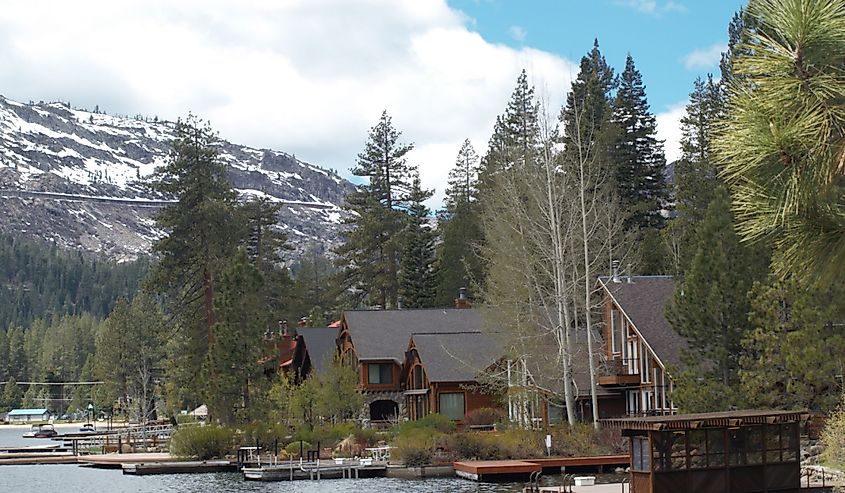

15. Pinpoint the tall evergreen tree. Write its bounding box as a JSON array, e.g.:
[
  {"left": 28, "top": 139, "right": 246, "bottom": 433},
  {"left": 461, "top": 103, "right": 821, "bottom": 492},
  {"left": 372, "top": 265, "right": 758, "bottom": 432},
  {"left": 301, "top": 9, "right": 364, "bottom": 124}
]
[
  {"left": 435, "top": 140, "right": 485, "bottom": 306},
  {"left": 479, "top": 70, "right": 542, "bottom": 188},
  {"left": 239, "top": 197, "right": 295, "bottom": 322},
  {"left": 202, "top": 250, "right": 267, "bottom": 424},
  {"left": 664, "top": 75, "right": 725, "bottom": 274},
  {"left": 336, "top": 111, "right": 415, "bottom": 309},
  {"left": 292, "top": 243, "right": 338, "bottom": 324},
  {"left": 148, "top": 116, "right": 241, "bottom": 408},
  {"left": 611, "top": 54, "right": 668, "bottom": 231},
  {"left": 445, "top": 139, "right": 481, "bottom": 212},
  {"left": 560, "top": 39, "right": 616, "bottom": 172},
  {"left": 398, "top": 175, "right": 436, "bottom": 308},
  {"left": 666, "top": 186, "right": 768, "bottom": 412},
  {"left": 1, "top": 378, "right": 22, "bottom": 412}
]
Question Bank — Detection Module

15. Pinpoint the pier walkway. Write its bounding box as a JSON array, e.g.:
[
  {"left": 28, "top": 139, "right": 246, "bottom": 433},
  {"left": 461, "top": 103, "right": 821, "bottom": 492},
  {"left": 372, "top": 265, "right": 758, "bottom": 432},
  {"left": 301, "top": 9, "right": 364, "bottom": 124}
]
[{"left": 454, "top": 455, "right": 628, "bottom": 482}]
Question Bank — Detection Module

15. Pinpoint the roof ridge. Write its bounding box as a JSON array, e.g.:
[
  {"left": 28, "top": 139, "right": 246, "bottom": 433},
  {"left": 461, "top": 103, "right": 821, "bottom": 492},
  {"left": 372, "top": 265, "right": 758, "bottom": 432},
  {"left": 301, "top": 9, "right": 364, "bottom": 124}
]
[{"left": 413, "top": 330, "right": 483, "bottom": 335}]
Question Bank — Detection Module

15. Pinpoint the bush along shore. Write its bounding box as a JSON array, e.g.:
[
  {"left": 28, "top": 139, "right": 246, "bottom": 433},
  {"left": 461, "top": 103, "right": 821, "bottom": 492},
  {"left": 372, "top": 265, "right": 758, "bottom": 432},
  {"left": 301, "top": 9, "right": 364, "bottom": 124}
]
[{"left": 168, "top": 412, "right": 626, "bottom": 466}]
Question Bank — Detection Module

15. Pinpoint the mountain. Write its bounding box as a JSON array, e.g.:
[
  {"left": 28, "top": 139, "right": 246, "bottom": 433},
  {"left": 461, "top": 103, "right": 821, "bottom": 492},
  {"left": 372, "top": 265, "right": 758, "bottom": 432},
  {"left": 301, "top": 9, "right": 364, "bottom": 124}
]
[{"left": 0, "top": 96, "right": 356, "bottom": 261}]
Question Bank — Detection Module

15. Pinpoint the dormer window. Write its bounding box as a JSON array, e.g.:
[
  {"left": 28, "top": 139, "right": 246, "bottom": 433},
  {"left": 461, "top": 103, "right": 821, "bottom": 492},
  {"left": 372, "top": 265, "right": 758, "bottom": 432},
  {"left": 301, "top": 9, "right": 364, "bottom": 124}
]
[{"left": 367, "top": 363, "right": 393, "bottom": 385}]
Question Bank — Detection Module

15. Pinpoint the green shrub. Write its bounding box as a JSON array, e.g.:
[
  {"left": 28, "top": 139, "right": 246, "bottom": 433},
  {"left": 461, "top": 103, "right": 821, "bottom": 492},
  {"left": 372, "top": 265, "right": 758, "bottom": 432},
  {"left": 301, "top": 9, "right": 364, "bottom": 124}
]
[
  {"left": 392, "top": 429, "right": 435, "bottom": 466},
  {"left": 550, "top": 423, "right": 625, "bottom": 457},
  {"left": 170, "top": 425, "right": 235, "bottom": 460},
  {"left": 822, "top": 399, "right": 845, "bottom": 468},
  {"left": 396, "top": 413, "right": 455, "bottom": 436},
  {"left": 464, "top": 407, "right": 504, "bottom": 427},
  {"left": 284, "top": 440, "right": 312, "bottom": 458},
  {"left": 238, "top": 422, "right": 292, "bottom": 448}
]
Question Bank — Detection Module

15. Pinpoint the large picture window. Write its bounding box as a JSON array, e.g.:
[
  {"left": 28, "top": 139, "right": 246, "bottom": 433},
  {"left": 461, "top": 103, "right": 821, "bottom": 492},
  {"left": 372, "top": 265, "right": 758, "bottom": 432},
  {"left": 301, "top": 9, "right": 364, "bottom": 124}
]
[
  {"left": 439, "top": 392, "right": 465, "bottom": 421},
  {"left": 611, "top": 309, "right": 621, "bottom": 353},
  {"left": 367, "top": 363, "right": 393, "bottom": 385}
]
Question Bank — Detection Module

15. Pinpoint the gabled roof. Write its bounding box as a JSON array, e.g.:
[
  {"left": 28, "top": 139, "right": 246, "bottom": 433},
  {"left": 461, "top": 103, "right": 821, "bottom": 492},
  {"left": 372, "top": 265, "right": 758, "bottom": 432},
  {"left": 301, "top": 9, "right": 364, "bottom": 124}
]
[
  {"left": 299, "top": 327, "right": 339, "bottom": 375},
  {"left": 343, "top": 308, "right": 489, "bottom": 362},
  {"left": 411, "top": 332, "right": 499, "bottom": 382},
  {"left": 597, "top": 275, "right": 685, "bottom": 369},
  {"left": 8, "top": 408, "right": 49, "bottom": 416}
]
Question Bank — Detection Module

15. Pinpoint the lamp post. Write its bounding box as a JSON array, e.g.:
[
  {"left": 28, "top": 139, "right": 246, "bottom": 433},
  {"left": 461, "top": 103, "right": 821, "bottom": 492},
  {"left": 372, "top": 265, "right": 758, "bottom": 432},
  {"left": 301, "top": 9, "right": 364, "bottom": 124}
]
[{"left": 87, "top": 402, "right": 94, "bottom": 428}]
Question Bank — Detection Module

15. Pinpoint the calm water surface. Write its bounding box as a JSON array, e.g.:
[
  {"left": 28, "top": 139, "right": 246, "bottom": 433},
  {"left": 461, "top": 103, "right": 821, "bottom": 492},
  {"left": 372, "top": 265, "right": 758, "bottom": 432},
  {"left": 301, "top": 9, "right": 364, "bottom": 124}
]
[{"left": 0, "top": 426, "right": 527, "bottom": 493}]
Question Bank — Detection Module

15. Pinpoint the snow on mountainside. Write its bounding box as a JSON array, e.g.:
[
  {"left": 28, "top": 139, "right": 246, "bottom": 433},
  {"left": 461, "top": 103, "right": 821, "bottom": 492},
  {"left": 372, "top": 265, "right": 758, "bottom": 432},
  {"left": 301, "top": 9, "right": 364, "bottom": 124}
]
[{"left": 0, "top": 95, "right": 356, "bottom": 261}]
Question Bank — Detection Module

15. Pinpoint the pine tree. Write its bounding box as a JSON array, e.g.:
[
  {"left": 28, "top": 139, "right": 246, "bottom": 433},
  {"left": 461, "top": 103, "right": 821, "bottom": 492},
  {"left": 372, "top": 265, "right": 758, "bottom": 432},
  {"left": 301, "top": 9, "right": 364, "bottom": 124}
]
[
  {"left": 741, "top": 277, "right": 845, "bottom": 413},
  {"left": 202, "top": 250, "right": 267, "bottom": 424},
  {"left": 435, "top": 140, "right": 485, "bottom": 306},
  {"left": 239, "top": 197, "right": 295, "bottom": 322},
  {"left": 148, "top": 116, "right": 241, "bottom": 408},
  {"left": 716, "top": 0, "right": 845, "bottom": 287},
  {"left": 479, "top": 70, "right": 542, "bottom": 189},
  {"left": 398, "top": 175, "right": 436, "bottom": 308},
  {"left": 560, "top": 39, "right": 616, "bottom": 174},
  {"left": 664, "top": 75, "right": 725, "bottom": 275},
  {"left": 336, "top": 111, "right": 415, "bottom": 309},
  {"left": 611, "top": 54, "right": 668, "bottom": 231},
  {"left": 445, "top": 139, "right": 481, "bottom": 212},
  {"left": 1, "top": 378, "right": 22, "bottom": 412},
  {"left": 666, "top": 186, "right": 767, "bottom": 412},
  {"left": 293, "top": 244, "right": 338, "bottom": 324}
]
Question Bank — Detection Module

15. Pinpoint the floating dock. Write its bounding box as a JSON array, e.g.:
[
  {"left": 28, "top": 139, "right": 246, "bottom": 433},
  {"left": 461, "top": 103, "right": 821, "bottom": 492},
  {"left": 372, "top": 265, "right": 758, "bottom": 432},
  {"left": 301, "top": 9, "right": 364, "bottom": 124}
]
[
  {"left": 78, "top": 452, "right": 177, "bottom": 469},
  {"left": 123, "top": 460, "right": 236, "bottom": 475},
  {"left": 243, "top": 460, "right": 388, "bottom": 481},
  {"left": 454, "top": 455, "right": 629, "bottom": 482}
]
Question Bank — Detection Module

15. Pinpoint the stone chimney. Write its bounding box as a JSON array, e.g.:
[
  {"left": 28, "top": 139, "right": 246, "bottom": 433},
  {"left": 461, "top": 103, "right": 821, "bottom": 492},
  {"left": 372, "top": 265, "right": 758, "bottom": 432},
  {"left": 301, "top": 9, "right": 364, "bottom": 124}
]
[
  {"left": 455, "top": 287, "right": 472, "bottom": 309},
  {"left": 611, "top": 260, "right": 621, "bottom": 283}
]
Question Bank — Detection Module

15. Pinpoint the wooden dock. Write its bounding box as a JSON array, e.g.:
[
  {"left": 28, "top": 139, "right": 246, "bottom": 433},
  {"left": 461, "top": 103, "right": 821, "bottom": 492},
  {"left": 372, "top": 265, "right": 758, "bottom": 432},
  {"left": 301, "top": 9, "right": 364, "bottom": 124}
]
[
  {"left": 454, "top": 460, "right": 541, "bottom": 481},
  {"left": 78, "top": 452, "right": 177, "bottom": 468},
  {"left": 243, "top": 460, "right": 388, "bottom": 481},
  {"left": 454, "top": 455, "right": 629, "bottom": 482},
  {"left": 123, "top": 460, "right": 236, "bottom": 475}
]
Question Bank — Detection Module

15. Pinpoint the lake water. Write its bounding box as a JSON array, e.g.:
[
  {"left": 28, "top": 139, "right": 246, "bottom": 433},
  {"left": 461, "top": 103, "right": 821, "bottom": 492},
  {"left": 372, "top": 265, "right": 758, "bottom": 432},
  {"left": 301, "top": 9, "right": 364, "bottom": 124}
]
[
  {"left": 0, "top": 426, "right": 524, "bottom": 492},
  {"left": 0, "top": 425, "right": 617, "bottom": 493}
]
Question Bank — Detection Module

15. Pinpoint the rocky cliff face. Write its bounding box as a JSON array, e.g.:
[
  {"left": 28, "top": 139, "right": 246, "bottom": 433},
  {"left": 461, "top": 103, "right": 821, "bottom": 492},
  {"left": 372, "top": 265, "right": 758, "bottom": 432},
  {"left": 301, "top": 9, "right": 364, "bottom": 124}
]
[{"left": 0, "top": 96, "right": 356, "bottom": 261}]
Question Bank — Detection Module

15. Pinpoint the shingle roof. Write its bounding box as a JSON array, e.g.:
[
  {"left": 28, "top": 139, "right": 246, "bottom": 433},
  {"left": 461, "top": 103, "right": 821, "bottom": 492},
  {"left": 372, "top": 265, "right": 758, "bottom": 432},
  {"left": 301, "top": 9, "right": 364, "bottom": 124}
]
[
  {"left": 597, "top": 275, "right": 685, "bottom": 369},
  {"left": 411, "top": 332, "right": 501, "bottom": 382},
  {"left": 299, "top": 327, "right": 339, "bottom": 375},
  {"left": 343, "top": 308, "right": 491, "bottom": 362},
  {"left": 8, "top": 408, "right": 49, "bottom": 416}
]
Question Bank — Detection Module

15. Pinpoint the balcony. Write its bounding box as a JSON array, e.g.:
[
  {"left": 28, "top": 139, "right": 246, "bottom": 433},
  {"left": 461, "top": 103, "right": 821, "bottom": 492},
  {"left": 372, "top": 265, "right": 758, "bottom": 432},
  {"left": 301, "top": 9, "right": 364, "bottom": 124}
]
[{"left": 598, "top": 358, "right": 641, "bottom": 386}]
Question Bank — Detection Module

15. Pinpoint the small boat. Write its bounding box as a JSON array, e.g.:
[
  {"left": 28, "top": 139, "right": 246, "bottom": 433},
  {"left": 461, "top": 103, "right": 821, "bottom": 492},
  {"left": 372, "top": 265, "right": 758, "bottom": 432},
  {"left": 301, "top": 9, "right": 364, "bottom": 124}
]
[
  {"left": 22, "top": 423, "right": 58, "bottom": 438},
  {"left": 79, "top": 423, "right": 95, "bottom": 432}
]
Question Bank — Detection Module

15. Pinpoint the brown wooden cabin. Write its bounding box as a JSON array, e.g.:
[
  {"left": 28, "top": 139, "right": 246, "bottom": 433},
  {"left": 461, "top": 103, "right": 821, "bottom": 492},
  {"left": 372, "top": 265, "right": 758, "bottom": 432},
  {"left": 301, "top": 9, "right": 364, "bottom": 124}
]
[
  {"left": 597, "top": 275, "right": 684, "bottom": 417},
  {"left": 603, "top": 410, "right": 807, "bottom": 493},
  {"left": 337, "top": 308, "right": 489, "bottom": 423},
  {"left": 260, "top": 332, "right": 311, "bottom": 383},
  {"left": 403, "top": 332, "right": 499, "bottom": 424}
]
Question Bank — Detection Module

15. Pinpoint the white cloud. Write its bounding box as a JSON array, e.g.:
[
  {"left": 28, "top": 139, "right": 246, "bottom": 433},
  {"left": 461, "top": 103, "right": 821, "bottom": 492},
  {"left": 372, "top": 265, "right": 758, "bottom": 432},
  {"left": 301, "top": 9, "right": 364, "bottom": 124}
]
[
  {"left": 656, "top": 102, "right": 686, "bottom": 163},
  {"left": 613, "top": 0, "right": 687, "bottom": 15},
  {"left": 509, "top": 25, "right": 527, "bottom": 42},
  {"left": 683, "top": 43, "right": 727, "bottom": 70},
  {"left": 0, "top": 0, "right": 578, "bottom": 209}
]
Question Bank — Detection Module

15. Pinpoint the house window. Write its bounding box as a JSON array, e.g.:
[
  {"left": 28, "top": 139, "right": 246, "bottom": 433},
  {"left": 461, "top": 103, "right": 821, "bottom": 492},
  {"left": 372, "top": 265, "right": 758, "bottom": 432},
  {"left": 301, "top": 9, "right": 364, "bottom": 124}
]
[
  {"left": 439, "top": 392, "right": 465, "bottom": 421},
  {"left": 412, "top": 365, "right": 424, "bottom": 389},
  {"left": 548, "top": 402, "right": 565, "bottom": 424},
  {"left": 367, "top": 363, "right": 393, "bottom": 385},
  {"left": 611, "top": 309, "right": 621, "bottom": 353},
  {"left": 631, "top": 436, "right": 651, "bottom": 472}
]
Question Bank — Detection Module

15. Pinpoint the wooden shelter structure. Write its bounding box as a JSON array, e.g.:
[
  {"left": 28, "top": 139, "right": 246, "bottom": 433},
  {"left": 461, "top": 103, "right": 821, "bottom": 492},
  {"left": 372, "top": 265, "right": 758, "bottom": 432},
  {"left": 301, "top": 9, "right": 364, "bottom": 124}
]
[{"left": 602, "top": 410, "right": 807, "bottom": 493}]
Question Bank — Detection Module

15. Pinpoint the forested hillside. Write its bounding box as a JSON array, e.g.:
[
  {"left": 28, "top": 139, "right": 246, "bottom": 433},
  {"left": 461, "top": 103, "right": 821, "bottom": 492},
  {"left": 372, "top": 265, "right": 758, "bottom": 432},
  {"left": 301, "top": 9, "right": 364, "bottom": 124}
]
[{"left": 0, "top": 233, "right": 149, "bottom": 330}]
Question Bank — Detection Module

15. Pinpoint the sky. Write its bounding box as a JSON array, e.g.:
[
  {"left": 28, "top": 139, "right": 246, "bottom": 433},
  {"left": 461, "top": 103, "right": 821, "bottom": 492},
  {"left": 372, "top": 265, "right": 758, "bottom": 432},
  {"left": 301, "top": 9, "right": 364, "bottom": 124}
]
[{"left": 0, "top": 0, "right": 744, "bottom": 208}]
